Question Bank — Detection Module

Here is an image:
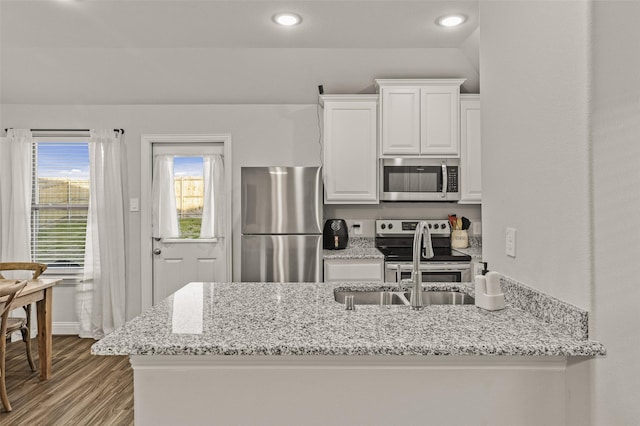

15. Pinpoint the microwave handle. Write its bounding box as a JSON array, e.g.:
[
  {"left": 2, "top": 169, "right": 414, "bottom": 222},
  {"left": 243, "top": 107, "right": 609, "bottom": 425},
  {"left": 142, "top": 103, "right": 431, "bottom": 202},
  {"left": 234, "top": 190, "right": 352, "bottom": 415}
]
[{"left": 441, "top": 162, "right": 448, "bottom": 199}]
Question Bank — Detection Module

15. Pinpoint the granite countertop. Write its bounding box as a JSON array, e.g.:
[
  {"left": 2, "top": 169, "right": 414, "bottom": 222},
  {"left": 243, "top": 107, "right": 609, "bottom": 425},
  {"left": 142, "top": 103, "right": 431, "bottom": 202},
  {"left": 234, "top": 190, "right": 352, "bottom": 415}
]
[
  {"left": 92, "top": 281, "right": 606, "bottom": 357},
  {"left": 452, "top": 236, "right": 482, "bottom": 260},
  {"left": 323, "top": 237, "right": 384, "bottom": 260},
  {"left": 323, "top": 247, "right": 383, "bottom": 260},
  {"left": 453, "top": 246, "right": 482, "bottom": 260}
]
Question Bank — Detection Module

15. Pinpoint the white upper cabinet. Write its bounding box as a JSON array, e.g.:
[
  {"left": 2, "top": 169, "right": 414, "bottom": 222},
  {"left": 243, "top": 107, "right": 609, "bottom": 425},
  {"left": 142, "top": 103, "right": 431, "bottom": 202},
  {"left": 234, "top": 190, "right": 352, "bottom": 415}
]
[
  {"left": 420, "top": 85, "right": 460, "bottom": 155},
  {"left": 321, "top": 95, "right": 379, "bottom": 204},
  {"left": 376, "top": 79, "right": 465, "bottom": 157},
  {"left": 459, "top": 95, "right": 482, "bottom": 203},
  {"left": 379, "top": 87, "right": 421, "bottom": 154}
]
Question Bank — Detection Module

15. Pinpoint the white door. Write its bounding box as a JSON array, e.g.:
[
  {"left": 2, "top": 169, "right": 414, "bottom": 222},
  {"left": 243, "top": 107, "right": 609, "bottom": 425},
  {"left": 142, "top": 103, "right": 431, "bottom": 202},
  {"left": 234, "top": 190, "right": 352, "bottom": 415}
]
[{"left": 151, "top": 143, "right": 227, "bottom": 303}]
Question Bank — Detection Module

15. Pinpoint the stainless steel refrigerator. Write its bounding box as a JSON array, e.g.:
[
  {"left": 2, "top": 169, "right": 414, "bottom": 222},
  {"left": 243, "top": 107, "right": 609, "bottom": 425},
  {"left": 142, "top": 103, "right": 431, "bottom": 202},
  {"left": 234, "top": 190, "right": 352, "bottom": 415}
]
[{"left": 241, "top": 166, "right": 323, "bottom": 282}]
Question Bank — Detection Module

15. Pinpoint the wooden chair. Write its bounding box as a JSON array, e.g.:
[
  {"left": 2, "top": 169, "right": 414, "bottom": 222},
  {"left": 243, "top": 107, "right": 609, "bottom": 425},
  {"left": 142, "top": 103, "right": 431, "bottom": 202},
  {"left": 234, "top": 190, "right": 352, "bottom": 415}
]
[
  {"left": 1, "top": 279, "right": 28, "bottom": 412},
  {"left": 0, "top": 263, "right": 47, "bottom": 372}
]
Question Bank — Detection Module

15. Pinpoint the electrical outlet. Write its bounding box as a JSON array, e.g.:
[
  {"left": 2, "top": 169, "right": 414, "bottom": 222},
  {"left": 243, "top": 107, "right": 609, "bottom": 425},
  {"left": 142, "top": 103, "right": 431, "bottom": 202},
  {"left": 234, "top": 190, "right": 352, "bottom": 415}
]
[
  {"left": 352, "top": 221, "right": 363, "bottom": 235},
  {"left": 506, "top": 227, "right": 516, "bottom": 257}
]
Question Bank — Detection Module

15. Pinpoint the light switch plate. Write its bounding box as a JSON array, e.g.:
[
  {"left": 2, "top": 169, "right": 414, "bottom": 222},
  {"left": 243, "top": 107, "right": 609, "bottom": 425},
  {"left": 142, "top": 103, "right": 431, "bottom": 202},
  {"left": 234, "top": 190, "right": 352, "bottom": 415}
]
[
  {"left": 506, "top": 227, "right": 516, "bottom": 257},
  {"left": 130, "top": 197, "right": 140, "bottom": 212}
]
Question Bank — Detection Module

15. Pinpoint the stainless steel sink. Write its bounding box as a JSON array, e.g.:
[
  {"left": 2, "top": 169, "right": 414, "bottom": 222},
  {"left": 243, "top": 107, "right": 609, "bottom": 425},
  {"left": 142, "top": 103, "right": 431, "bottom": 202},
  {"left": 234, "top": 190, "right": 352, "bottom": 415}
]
[
  {"left": 334, "top": 290, "right": 410, "bottom": 306},
  {"left": 334, "top": 290, "right": 474, "bottom": 306},
  {"left": 418, "top": 291, "right": 474, "bottom": 305}
]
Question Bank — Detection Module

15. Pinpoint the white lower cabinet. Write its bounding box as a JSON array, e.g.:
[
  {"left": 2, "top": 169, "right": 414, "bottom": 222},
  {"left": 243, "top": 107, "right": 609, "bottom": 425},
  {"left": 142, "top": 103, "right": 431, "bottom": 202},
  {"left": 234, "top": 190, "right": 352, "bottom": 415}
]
[
  {"left": 321, "top": 95, "right": 378, "bottom": 204},
  {"left": 323, "top": 258, "right": 384, "bottom": 283}
]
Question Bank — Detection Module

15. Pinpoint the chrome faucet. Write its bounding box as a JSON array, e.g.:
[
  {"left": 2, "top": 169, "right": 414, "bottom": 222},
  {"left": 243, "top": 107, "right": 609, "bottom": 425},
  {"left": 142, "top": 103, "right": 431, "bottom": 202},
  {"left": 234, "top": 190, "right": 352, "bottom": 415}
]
[{"left": 409, "top": 221, "right": 434, "bottom": 310}]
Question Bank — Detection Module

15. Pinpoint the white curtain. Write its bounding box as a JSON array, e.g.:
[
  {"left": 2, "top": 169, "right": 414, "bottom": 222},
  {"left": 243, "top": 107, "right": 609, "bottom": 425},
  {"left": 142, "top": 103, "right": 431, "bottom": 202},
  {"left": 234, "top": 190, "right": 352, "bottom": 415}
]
[
  {"left": 151, "top": 155, "right": 179, "bottom": 238},
  {"left": 200, "top": 154, "right": 224, "bottom": 238},
  {"left": 78, "top": 130, "right": 127, "bottom": 339},
  {"left": 0, "top": 129, "right": 33, "bottom": 279}
]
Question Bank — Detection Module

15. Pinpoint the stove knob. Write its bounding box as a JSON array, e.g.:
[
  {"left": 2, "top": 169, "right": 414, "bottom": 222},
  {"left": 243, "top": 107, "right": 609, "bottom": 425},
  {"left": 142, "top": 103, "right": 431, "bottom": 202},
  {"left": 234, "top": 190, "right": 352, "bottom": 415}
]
[
  {"left": 388, "top": 223, "right": 393, "bottom": 229},
  {"left": 433, "top": 224, "right": 439, "bottom": 229},
  {"left": 428, "top": 224, "right": 432, "bottom": 229},
  {"left": 381, "top": 224, "right": 386, "bottom": 230}
]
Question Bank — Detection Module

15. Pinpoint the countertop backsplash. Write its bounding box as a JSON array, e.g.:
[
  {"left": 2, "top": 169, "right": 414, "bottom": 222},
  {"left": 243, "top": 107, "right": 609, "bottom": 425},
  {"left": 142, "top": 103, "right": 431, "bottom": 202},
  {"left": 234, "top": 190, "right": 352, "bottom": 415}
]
[
  {"left": 499, "top": 274, "right": 589, "bottom": 340},
  {"left": 468, "top": 236, "right": 482, "bottom": 248}
]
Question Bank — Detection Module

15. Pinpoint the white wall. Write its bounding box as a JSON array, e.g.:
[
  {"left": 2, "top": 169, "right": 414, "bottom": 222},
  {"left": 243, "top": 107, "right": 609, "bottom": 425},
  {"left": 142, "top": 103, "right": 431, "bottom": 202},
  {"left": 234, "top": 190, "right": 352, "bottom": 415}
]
[
  {"left": 1, "top": 48, "right": 479, "bottom": 104},
  {"left": 591, "top": 2, "right": 640, "bottom": 424},
  {"left": 479, "top": 1, "right": 592, "bottom": 309},
  {"left": 0, "top": 104, "right": 322, "bottom": 320},
  {"left": 481, "top": 1, "right": 640, "bottom": 423}
]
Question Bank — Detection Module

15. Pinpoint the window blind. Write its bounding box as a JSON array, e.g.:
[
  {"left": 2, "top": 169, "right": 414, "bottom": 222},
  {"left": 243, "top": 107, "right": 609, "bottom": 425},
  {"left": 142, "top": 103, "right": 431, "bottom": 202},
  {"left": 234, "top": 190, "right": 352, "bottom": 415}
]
[{"left": 31, "top": 140, "right": 89, "bottom": 272}]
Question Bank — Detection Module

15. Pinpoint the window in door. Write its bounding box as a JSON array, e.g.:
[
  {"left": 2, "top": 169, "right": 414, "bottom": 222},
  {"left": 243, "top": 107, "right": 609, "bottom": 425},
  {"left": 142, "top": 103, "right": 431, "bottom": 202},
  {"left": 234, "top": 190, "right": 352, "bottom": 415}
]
[
  {"left": 173, "top": 156, "right": 204, "bottom": 239},
  {"left": 152, "top": 144, "right": 224, "bottom": 241},
  {"left": 31, "top": 138, "right": 89, "bottom": 274}
]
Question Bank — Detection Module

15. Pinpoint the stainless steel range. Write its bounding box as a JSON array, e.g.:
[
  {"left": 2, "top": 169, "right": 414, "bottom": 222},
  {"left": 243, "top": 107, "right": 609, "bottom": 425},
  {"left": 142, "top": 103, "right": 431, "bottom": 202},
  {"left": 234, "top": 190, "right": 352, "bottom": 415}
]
[{"left": 375, "top": 219, "right": 472, "bottom": 283}]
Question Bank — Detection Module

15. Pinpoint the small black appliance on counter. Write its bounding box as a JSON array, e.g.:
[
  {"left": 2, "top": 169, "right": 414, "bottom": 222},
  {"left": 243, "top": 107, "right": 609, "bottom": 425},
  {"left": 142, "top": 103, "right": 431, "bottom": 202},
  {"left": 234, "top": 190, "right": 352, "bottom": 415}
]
[{"left": 323, "top": 219, "right": 348, "bottom": 250}]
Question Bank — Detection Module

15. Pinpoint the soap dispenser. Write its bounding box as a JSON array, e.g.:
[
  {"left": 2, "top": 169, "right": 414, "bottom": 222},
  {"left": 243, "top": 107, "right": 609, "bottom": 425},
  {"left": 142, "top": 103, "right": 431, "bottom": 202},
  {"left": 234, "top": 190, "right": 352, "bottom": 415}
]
[{"left": 474, "top": 268, "right": 506, "bottom": 311}]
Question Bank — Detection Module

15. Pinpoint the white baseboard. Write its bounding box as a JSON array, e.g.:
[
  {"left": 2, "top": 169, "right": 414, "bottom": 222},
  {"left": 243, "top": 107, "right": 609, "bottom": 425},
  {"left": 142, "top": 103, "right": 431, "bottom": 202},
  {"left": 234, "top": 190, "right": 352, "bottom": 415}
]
[
  {"left": 9, "top": 322, "right": 80, "bottom": 341},
  {"left": 53, "top": 321, "right": 80, "bottom": 335}
]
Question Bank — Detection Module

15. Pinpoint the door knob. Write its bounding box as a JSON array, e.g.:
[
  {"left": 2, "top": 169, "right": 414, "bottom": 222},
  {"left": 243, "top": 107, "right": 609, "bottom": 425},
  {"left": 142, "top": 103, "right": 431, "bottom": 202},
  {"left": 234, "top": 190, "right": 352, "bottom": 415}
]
[{"left": 153, "top": 249, "right": 161, "bottom": 255}]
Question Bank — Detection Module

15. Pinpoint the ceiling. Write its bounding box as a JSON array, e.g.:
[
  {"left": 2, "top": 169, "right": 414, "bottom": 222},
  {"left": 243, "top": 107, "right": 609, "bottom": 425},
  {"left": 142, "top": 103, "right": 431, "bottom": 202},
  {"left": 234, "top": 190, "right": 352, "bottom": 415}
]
[{"left": 0, "top": 0, "right": 480, "bottom": 104}]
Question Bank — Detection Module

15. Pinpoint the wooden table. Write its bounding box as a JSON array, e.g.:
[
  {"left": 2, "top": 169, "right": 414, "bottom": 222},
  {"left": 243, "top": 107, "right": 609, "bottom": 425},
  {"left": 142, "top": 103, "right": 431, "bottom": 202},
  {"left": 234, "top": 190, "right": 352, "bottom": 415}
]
[{"left": 0, "top": 279, "right": 61, "bottom": 380}]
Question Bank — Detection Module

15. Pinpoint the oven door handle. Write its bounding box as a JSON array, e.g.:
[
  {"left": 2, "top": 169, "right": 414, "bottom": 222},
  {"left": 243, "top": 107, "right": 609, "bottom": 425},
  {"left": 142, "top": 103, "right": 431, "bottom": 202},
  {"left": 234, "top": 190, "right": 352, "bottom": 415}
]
[{"left": 386, "top": 263, "right": 471, "bottom": 272}]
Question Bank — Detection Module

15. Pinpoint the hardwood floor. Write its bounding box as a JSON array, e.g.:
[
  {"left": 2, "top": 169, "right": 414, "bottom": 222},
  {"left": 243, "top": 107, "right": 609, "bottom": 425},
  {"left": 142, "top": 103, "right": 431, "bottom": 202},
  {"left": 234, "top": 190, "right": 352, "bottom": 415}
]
[{"left": 0, "top": 335, "right": 133, "bottom": 425}]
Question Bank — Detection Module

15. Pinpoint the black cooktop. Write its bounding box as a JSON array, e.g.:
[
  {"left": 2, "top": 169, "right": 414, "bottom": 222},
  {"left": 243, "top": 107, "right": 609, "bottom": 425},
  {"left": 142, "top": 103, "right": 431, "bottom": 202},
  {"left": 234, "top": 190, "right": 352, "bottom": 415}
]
[
  {"left": 375, "top": 236, "right": 472, "bottom": 263},
  {"left": 377, "top": 247, "right": 471, "bottom": 262}
]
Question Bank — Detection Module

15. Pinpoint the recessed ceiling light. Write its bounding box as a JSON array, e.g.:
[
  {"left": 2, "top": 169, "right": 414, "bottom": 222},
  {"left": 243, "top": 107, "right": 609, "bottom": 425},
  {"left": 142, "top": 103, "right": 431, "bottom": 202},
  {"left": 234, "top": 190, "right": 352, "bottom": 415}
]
[
  {"left": 437, "top": 14, "right": 466, "bottom": 27},
  {"left": 273, "top": 13, "right": 302, "bottom": 27}
]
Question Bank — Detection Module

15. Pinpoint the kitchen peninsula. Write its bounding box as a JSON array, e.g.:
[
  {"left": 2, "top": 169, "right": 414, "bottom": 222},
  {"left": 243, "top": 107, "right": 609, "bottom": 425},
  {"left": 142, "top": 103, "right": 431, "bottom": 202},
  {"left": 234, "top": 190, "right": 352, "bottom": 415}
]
[{"left": 93, "top": 281, "right": 605, "bottom": 425}]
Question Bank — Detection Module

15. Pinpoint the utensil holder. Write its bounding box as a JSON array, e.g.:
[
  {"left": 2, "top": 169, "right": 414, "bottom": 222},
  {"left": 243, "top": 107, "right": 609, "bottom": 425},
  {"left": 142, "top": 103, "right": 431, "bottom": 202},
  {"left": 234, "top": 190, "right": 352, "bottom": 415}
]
[{"left": 451, "top": 230, "right": 469, "bottom": 249}]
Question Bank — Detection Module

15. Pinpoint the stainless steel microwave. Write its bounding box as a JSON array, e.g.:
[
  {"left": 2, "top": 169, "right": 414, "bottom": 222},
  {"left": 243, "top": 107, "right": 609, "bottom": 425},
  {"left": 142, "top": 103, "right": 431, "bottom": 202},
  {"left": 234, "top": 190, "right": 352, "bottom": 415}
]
[{"left": 380, "top": 158, "right": 460, "bottom": 201}]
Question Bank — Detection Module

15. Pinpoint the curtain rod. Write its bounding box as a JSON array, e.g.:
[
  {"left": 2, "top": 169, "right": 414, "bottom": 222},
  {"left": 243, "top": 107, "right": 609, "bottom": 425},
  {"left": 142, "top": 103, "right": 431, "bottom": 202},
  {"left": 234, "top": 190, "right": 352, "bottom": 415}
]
[{"left": 4, "top": 128, "right": 125, "bottom": 135}]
